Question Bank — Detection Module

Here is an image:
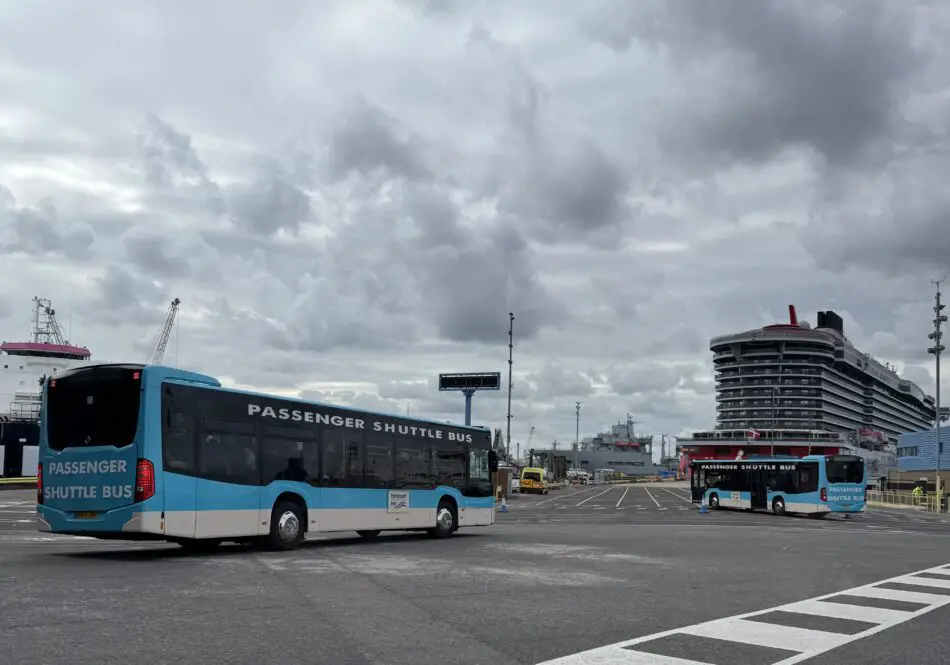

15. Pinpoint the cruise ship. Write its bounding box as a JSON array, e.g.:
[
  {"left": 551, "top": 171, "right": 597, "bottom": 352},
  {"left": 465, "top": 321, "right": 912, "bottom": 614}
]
[
  {"left": 0, "top": 297, "right": 92, "bottom": 476},
  {"left": 676, "top": 305, "right": 936, "bottom": 484},
  {"left": 534, "top": 415, "right": 662, "bottom": 476}
]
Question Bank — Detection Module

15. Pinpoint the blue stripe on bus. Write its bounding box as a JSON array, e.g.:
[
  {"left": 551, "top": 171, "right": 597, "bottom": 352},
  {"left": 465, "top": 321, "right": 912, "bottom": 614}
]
[{"left": 161, "top": 473, "right": 491, "bottom": 512}]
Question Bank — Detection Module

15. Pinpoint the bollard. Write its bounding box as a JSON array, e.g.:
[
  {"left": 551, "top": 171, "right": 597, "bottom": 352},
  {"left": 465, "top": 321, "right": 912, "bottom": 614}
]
[{"left": 499, "top": 496, "right": 509, "bottom": 513}]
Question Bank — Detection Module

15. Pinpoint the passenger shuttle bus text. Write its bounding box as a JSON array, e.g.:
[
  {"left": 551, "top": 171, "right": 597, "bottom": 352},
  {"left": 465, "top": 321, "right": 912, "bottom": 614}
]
[
  {"left": 247, "top": 403, "right": 474, "bottom": 442},
  {"left": 701, "top": 463, "right": 796, "bottom": 471},
  {"left": 47, "top": 460, "right": 129, "bottom": 475}
]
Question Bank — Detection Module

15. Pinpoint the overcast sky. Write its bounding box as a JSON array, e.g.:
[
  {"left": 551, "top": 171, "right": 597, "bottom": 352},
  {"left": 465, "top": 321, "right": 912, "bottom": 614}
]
[{"left": 2, "top": 0, "right": 949, "bottom": 454}]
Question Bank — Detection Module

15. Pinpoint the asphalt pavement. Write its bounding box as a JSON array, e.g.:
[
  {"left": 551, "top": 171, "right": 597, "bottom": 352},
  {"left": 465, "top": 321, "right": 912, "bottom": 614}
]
[{"left": 1, "top": 485, "right": 949, "bottom": 665}]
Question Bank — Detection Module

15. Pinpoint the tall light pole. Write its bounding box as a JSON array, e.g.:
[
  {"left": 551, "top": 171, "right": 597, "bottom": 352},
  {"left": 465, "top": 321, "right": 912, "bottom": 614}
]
[
  {"left": 928, "top": 276, "right": 947, "bottom": 501},
  {"left": 506, "top": 312, "right": 514, "bottom": 463},
  {"left": 574, "top": 401, "right": 581, "bottom": 469}
]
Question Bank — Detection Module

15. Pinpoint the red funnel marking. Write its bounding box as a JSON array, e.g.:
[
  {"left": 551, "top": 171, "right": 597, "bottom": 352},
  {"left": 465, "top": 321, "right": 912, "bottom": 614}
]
[{"left": 788, "top": 305, "right": 798, "bottom": 326}]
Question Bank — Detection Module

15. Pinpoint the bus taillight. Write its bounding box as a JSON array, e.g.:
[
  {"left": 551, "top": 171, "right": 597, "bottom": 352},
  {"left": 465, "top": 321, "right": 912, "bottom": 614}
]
[
  {"left": 37, "top": 463, "right": 43, "bottom": 505},
  {"left": 134, "top": 459, "right": 155, "bottom": 502},
  {"left": 820, "top": 487, "right": 827, "bottom": 502}
]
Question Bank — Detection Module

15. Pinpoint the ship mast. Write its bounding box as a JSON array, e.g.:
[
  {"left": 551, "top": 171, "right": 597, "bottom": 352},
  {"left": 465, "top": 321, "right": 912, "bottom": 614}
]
[{"left": 31, "top": 297, "right": 68, "bottom": 345}]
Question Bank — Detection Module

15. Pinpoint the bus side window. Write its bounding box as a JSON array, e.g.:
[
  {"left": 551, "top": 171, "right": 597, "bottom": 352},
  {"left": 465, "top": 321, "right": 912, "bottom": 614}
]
[
  {"left": 321, "top": 429, "right": 346, "bottom": 487},
  {"left": 797, "top": 463, "right": 818, "bottom": 492},
  {"left": 395, "top": 438, "right": 432, "bottom": 489},
  {"left": 260, "top": 427, "right": 315, "bottom": 485},
  {"left": 199, "top": 419, "right": 259, "bottom": 485},
  {"left": 434, "top": 441, "right": 465, "bottom": 489},
  {"left": 162, "top": 387, "right": 197, "bottom": 474},
  {"left": 363, "top": 431, "right": 394, "bottom": 490}
]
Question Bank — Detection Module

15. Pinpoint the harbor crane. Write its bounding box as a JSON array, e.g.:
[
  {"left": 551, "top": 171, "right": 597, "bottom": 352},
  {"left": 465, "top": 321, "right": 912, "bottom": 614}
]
[{"left": 147, "top": 297, "right": 181, "bottom": 365}]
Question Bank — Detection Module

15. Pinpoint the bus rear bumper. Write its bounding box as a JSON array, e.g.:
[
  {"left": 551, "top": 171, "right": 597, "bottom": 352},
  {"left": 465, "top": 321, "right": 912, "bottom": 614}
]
[{"left": 37, "top": 504, "right": 164, "bottom": 536}]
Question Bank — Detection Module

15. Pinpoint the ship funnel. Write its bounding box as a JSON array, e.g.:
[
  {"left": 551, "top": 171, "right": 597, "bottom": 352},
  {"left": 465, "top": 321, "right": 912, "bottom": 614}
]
[{"left": 788, "top": 304, "right": 798, "bottom": 326}]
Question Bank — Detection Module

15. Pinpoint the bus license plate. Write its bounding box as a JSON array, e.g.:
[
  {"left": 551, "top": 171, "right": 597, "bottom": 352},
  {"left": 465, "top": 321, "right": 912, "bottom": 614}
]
[{"left": 74, "top": 512, "right": 99, "bottom": 519}]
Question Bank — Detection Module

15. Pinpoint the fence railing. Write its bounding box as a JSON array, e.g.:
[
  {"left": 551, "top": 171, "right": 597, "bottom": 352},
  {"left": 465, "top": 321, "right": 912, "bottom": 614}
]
[{"left": 867, "top": 490, "right": 944, "bottom": 513}]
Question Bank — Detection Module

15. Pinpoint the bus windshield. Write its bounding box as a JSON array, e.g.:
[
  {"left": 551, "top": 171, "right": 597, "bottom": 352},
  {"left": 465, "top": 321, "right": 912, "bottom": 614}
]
[{"left": 45, "top": 365, "right": 143, "bottom": 451}]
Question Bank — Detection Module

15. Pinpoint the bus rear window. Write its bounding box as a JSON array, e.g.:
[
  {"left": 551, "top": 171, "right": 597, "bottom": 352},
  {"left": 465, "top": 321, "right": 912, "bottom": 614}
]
[
  {"left": 46, "top": 366, "right": 143, "bottom": 451},
  {"left": 826, "top": 459, "right": 864, "bottom": 484}
]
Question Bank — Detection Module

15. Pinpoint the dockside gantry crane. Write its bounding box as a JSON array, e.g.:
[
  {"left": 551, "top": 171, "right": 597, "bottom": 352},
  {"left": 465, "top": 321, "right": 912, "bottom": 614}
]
[{"left": 147, "top": 297, "right": 181, "bottom": 365}]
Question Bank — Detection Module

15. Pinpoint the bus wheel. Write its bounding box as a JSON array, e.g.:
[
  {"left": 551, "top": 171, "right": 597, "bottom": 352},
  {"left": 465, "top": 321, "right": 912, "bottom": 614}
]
[
  {"left": 708, "top": 493, "right": 719, "bottom": 510},
  {"left": 357, "top": 530, "right": 381, "bottom": 539},
  {"left": 267, "top": 500, "right": 304, "bottom": 551},
  {"left": 429, "top": 499, "right": 456, "bottom": 539},
  {"left": 772, "top": 497, "right": 786, "bottom": 516}
]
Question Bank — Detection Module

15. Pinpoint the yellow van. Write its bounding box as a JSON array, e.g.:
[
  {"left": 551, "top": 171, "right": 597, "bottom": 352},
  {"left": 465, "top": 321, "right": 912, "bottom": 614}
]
[{"left": 519, "top": 467, "right": 549, "bottom": 494}]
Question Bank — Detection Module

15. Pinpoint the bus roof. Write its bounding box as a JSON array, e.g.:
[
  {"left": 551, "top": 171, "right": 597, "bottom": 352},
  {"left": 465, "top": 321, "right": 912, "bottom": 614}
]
[{"left": 147, "top": 364, "right": 490, "bottom": 433}]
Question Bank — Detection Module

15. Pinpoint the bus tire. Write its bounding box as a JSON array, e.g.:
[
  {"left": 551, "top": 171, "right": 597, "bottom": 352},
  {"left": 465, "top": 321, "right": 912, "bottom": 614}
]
[
  {"left": 267, "top": 500, "right": 305, "bottom": 551},
  {"left": 772, "top": 497, "right": 786, "bottom": 516},
  {"left": 357, "top": 530, "right": 381, "bottom": 539},
  {"left": 429, "top": 498, "right": 456, "bottom": 539},
  {"left": 708, "top": 493, "right": 719, "bottom": 509}
]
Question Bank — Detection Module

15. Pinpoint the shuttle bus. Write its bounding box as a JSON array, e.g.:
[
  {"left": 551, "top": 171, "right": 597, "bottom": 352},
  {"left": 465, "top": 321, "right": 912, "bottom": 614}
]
[
  {"left": 36, "top": 363, "right": 496, "bottom": 550},
  {"left": 690, "top": 455, "right": 866, "bottom": 517}
]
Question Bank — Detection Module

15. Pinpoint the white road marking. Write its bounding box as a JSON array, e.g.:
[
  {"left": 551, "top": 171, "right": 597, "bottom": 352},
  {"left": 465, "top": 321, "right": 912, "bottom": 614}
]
[
  {"left": 642, "top": 487, "right": 662, "bottom": 508},
  {"left": 660, "top": 488, "right": 693, "bottom": 504},
  {"left": 616, "top": 487, "right": 629, "bottom": 508},
  {"left": 782, "top": 599, "right": 909, "bottom": 624},
  {"left": 533, "top": 485, "right": 600, "bottom": 507},
  {"left": 576, "top": 488, "right": 613, "bottom": 507},
  {"left": 535, "top": 561, "right": 950, "bottom": 665}
]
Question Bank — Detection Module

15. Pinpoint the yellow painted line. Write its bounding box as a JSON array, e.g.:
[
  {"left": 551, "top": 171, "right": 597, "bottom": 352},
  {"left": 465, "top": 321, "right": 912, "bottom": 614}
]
[{"left": 0, "top": 477, "right": 37, "bottom": 485}]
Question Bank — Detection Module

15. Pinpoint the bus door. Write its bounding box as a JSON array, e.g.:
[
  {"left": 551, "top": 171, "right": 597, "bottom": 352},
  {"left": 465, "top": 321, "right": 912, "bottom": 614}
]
[
  {"left": 690, "top": 464, "right": 703, "bottom": 501},
  {"left": 750, "top": 468, "right": 768, "bottom": 510}
]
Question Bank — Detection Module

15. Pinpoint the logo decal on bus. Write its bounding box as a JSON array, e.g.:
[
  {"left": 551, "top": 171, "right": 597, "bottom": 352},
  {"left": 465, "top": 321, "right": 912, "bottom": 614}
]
[{"left": 388, "top": 491, "right": 410, "bottom": 513}]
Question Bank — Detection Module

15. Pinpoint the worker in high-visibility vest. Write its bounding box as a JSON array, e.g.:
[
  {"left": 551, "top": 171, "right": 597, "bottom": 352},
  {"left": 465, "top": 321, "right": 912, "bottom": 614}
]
[{"left": 912, "top": 485, "right": 923, "bottom": 506}]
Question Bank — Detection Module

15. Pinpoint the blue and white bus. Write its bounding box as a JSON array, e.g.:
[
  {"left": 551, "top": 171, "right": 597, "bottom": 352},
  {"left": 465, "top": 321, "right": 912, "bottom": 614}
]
[
  {"left": 36, "top": 363, "right": 496, "bottom": 550},
  {"left": 690, "top": 455, "right": 866, "bottom": 517}
]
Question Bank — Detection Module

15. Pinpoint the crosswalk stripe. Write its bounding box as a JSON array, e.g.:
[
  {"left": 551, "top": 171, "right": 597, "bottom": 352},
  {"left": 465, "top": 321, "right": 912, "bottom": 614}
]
[{"left": 536, "top": 562, "right": 950, "bottom": 665}]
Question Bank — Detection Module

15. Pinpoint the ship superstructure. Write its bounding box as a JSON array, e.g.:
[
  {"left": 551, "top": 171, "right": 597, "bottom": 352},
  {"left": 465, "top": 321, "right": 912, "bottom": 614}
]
[{"left": 534, "top": 414, "right": 661, "bottom": 476}]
